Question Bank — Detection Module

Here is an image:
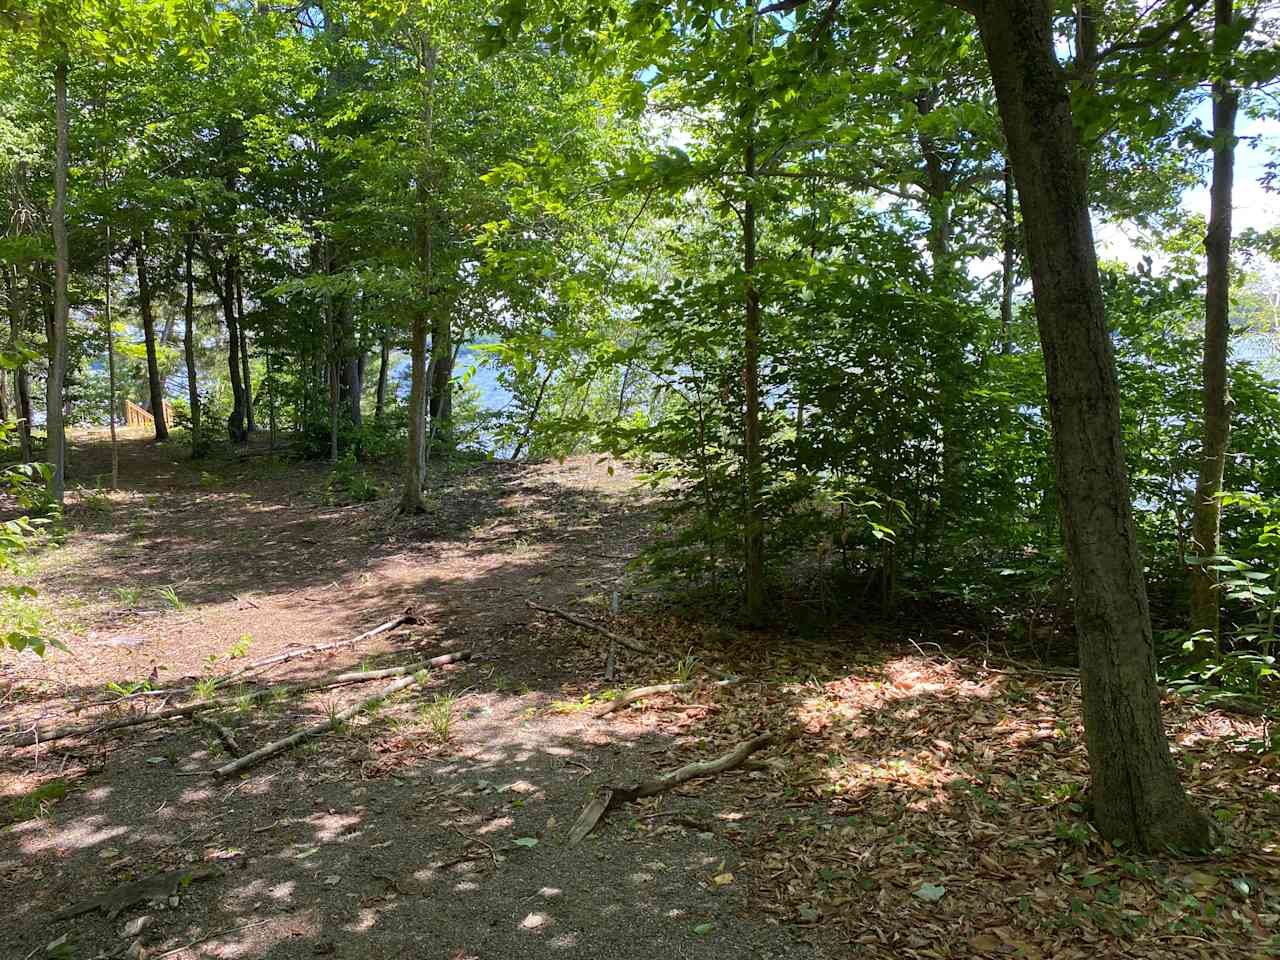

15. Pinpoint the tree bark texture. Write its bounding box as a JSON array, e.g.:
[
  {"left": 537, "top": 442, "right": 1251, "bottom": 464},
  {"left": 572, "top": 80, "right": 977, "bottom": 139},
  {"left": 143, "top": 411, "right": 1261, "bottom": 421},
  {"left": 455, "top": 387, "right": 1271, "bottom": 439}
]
[
  {"left": 134, "top": 236, "right": 169, "bottom": 441},
  {"left": 972, "top": 0, "right": 1210, "bottom": 850},
  {"left": 1189, "top": 0, "right": 1239, "bottom": 644},
  {"left": 47, "top": 59, "right": 70, "bottom": 501}
]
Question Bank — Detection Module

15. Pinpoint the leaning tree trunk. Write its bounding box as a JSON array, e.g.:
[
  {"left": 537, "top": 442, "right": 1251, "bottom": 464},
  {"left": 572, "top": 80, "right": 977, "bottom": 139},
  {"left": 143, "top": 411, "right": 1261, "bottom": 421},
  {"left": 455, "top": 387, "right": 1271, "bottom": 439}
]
[
  {"left": 134, "top": 236, "right": 168, "bottom": 442},
  {"left": 1189, "top": 0, "right": 1240, "bottom": 647},
  {"left": 47, "top": 59, "right": 70, "bottom": 501},
  {"left": 183, "top": 232, "right": 201, "bottom": 456},
  {"left": 971, "top": 0, "right": 1210, "bottom": 851}
]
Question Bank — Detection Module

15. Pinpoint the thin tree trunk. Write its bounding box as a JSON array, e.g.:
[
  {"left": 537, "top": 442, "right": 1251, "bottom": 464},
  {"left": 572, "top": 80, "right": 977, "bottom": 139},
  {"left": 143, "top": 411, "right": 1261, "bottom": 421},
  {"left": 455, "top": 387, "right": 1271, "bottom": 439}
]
[
  {"left": 375, "top": 335, "right": 389, "bottom": 419},
  {"left": 47, "top": 59, "right": 70, "bottom": 501},
  {"left": 266, "top": 346, "right": 277, "bottom": 450},
  {"left": 741, "top": 16, "right": 765, "bottom": 625},
  {"left": 235, "top": 268, "right": 254, "bottom": 434},
  {"left": 401, "top": 36, "right": 436, "bottom": 514},
  {"left": 183, "top": 232, "right": 201, "bottom": 456},
  {"left": 513, "top": 366, "right": 553, "bottom": 460},
  {"left": 971, "top": 0, "right": 1210, "bottom": 851},
  {"left": 6, "top": 268, "right": 32, "bottom": 461},
  {"left": 105, "top": 223, "right": 118, "bottom": 487},
  {"left": 1190, "top": 0, "right": 1240, "bottom": 645},
  {"left": 134, "top": 235, "right": 168, "bottom": 441},
  {"left": 1000, "top": 161, "right": 1016, "bottom": 355},
  {"left": 223, "top": 257, "right": 246, "bottom": 442}
]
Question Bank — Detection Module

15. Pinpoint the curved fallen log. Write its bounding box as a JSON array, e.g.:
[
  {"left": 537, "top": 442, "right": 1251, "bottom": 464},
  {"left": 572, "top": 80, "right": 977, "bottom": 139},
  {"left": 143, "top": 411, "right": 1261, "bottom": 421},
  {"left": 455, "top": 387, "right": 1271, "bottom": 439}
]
[
  {"left": 567, "top": 732, "right": 774, "bottom": 845},
  {"left": 592, "top": 676, "right": 740, "bottom": 718},
  {"left": 5, "top": 650, "right": 471, "bottom": 748}
]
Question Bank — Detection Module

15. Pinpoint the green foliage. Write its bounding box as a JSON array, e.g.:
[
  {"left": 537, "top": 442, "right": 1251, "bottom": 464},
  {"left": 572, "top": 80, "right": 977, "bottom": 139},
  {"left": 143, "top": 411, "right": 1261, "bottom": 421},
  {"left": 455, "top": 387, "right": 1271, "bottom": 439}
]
[
  {"left": 156, "top": 585, "right": 184, "bottom": 610},
  {"left": 326, "top": 452, "right": 381, "bottom": 504}
]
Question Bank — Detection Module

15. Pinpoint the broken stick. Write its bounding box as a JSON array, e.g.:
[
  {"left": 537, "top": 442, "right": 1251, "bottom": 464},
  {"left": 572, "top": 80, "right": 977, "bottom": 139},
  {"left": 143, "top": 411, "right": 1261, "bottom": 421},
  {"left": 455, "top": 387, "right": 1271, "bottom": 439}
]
[
  {"left": 526, "top": 600, "right": 655, "bottom": 655},
  {"left": 592, "top": 677, "right": 740, "bottom": 718},
  {"left": 194, "top": 714, "right": 242, "bottom": 757},
  {"left": 213, "top": 668, "right": 434, "bottom": 777},
  {"left": 568, "top": 732, "right": 774, "bottom": 844},
  {"left": 95, "top": 608, "right": 422, "bottom": 706},
  {"left": 6, "top": 651, "right": 471, "bottom": 749}
]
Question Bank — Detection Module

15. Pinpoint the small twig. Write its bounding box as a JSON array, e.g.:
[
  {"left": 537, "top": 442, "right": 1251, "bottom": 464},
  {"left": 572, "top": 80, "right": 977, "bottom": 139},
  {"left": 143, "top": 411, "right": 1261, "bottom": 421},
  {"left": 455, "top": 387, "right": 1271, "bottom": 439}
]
[
  {"left": 448, "top": 825, "right": 498, "bottom": 866},
  {"left": 526, "top": 600, "right": 655, "bottom": 655},
  {"left": 194, "top": 714, "right": 241, "bottom": 757},
  {"left": 563, "top": 758, "right": 593, "bottom": 780},
  {"left": 153, "top": 917, "right": 275, "bottom": 959}
]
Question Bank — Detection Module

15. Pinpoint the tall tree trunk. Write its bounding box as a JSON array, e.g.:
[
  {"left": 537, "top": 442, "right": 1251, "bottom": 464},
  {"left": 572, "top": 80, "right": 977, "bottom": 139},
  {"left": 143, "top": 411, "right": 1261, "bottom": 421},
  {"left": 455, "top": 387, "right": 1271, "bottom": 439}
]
[
  {"left": 971, "top": 0, "right": 1210, "bottom": 851},
  {"left": 375, "top": 335, "right": 389, "bottom": 419},
  {"left": 266, "top": 346, "right": 277, "bottom": 450},
  {"left": 337, "top": 297, "right": 361, "bottom": 428},
  {"left": 47, "top": 59, "right": 70, "bottom": 501},
  {"left": 1190, "top": 0, "right": 1240, "bottom": 645},
  {"left": 1000, "top": 161, "right": 1016, "bottom": 355},
  {"left": 401, "top": 36, "right": 436, "bottom": 514},
  {"left": 105, "top": 221, "right": 118, "bottom": 487},
  {"left": 741, "top": 18, "right": 765, "bottom": 625},
  {"left": 9, "top": 267, "right": 32, "bottom": 461},
  {"left": 235, "top": 268, "right": 254, "bottom": 433},
  {"left": 134, "top": 235, "right": 169, "bottom": 441},
  {"left": 223, "top": 256, "right": 247, "bottom": 442},
  {"left": 183, "top": 232, "right": 201, "bottom": 456}
]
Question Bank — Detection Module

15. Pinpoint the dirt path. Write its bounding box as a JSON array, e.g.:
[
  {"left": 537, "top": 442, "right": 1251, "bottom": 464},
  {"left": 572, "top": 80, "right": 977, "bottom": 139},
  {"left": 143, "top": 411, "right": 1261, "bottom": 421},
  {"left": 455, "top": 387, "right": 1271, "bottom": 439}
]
[{"left": 1, "top": 431, "right": 824, "bottom": 960}]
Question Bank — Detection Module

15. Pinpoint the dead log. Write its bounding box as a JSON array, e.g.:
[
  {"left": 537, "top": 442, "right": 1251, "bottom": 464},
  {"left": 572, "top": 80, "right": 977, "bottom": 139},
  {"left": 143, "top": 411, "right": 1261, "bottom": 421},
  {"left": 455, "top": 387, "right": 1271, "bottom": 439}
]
[
  {"left": 5, "top": 651, "right": 470, "bottom": 748},
  {"left": 96, "top": 609, "right": 421, "bottom": 706},
  {"left": 592, "top": 677, "right": 740, "bottom": 718},
  {"left": 213, "top": 670, "right": 430, "bottom": 777},
  {"left": 567, "top": 732, "right": 773, "bottom": 844}
]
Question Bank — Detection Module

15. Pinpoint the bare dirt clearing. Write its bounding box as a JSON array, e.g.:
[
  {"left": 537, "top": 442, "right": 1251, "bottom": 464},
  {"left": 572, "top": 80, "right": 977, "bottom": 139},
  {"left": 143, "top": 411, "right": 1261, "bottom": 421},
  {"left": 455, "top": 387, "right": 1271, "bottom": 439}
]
[
  {"left": 4, "top": 431, "right": 1280, "bottom": 960},
  {"left": 1, "top": 431, "right": 824, "bottom": 960}
]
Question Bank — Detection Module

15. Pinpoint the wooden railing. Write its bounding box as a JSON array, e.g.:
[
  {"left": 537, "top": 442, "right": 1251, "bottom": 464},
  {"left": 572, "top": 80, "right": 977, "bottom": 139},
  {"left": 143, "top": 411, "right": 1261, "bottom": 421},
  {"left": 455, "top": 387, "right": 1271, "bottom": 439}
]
[{"left": 124, "top": 398, "right": 175, "bottom": 428}]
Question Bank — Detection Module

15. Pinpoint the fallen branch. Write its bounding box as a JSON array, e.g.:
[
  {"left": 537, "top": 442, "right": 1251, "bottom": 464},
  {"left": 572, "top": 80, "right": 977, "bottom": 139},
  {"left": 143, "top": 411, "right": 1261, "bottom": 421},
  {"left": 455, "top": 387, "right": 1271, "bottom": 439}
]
[
  {"left": 526, "top": 600, "right": 655, "bottom": 655},
  {"left": 567, "top": 732, "right": 774, "bottom": 844},
  {"left": 592, "top": 676, "right": 740, "bottom": 718},
  {"left": 95, "top": 609, "right": 422, "bottom": 706},
  {"left": 213, "top": 669, "right": 432, "bottom": 777},
  {"left": 194, "top": 714, "right": 242, "bottom": 757},
  {"left": 220, "top": 608, "right": 422, "bottom": 682},
  {"left": 526, "top": 600, "right": 735, "bottom": 680},
  {"left": 6, "top": 651, "right": 470, "bottom": 749}
]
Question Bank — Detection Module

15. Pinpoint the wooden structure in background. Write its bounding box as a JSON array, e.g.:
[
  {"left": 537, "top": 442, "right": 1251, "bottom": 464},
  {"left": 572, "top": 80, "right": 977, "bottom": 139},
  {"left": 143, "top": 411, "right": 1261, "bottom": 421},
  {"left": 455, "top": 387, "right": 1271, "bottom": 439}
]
[{"left": 124, "top": 398, "right": 174, "bottom": 428}]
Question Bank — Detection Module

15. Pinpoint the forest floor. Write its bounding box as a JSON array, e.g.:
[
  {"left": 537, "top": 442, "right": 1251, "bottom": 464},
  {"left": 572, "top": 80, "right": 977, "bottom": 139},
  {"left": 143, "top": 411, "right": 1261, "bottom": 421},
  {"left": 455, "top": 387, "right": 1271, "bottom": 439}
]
[{"left": 2, "top": 428, "right": 1279, "bottom": 960}]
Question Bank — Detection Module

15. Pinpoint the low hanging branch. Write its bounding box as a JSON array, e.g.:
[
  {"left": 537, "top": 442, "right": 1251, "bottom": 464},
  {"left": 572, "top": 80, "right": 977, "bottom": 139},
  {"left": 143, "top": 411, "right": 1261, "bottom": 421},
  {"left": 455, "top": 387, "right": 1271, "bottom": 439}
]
[
  {"left": 94, "top": 609, "right": 422, "bottom": 707},
  {"left": 567, "top": 732, "right": 774, "bottom": 845},
  {"left": 592, "top": 676, "right": 741, "bottom": 718},
  {"left": 213, "top": 668, "right": 433, "bottom": 778},
  {"left": 6, "top": 651, "right": 470, "bottom": 749}
]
